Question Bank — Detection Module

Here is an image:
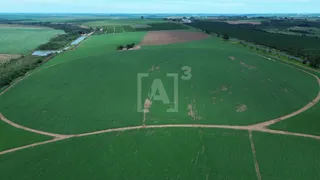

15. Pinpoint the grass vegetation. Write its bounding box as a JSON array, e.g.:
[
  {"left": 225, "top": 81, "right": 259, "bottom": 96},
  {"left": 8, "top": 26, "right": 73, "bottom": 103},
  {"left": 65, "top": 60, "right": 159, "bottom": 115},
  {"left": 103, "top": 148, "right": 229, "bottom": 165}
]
[{"left": 0, "top": 54, "right": 21, "bottom": 64}]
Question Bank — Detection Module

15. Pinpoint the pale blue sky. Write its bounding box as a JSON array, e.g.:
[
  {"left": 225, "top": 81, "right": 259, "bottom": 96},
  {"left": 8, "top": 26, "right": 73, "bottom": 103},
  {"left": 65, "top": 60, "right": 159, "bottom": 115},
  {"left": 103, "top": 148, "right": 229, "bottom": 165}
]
[{"left": 1, "top": 0, "right": 319, "bottom": 13}]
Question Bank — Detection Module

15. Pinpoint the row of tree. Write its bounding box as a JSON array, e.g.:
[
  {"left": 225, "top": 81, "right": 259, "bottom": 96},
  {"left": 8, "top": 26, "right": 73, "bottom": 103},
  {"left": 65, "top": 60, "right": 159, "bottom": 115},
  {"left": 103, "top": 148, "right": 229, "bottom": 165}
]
[
  {"left": 190, "top": 20, "right": 320, "bottom": 68},
  {"left": 203, "top": 30, "right": 230, "bottom": 40},
  {"left": 117, "top": 43, "right": 136, "bottom": 51},
  {"left": 308, "top": 55, "right": 320, "bottom": 68},
  {"left": 200, "top": 27, "right": 320, "bottom": 68}
]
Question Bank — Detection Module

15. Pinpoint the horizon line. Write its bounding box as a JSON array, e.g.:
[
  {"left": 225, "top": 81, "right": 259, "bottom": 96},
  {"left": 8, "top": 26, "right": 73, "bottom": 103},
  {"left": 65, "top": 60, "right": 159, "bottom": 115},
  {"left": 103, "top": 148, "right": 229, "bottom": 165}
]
[{"left": 1, "top": 12, "right": 320, "bottom": 15}]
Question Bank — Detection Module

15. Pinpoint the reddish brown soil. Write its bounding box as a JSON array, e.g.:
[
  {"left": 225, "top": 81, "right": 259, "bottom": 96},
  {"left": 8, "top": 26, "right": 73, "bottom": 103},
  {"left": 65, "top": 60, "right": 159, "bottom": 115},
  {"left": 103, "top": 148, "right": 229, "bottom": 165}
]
[
  {"left": 226, "top": 21, "right": 261, "bottom": 25},
  {"left": 140, "top": 31, "right": 209, "bottom": 45}
]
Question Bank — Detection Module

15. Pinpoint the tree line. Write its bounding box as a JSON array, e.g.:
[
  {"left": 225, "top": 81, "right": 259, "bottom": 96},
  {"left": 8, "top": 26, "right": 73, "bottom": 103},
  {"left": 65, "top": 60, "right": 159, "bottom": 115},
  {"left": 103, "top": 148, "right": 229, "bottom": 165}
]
[
  {"left": 189, "top": 20, "right": 320, "bottom": 68},
  {"left": 117, "top": 43, "right": 136, "bottom": 50}
]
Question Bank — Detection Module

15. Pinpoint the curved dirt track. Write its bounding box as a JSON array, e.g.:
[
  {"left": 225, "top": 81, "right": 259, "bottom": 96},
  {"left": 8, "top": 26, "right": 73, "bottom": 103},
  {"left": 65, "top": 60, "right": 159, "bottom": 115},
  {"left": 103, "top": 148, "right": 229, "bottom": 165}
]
[
  {"left": 0, "top": 52, "right": 320, "bottom": 156},
  {"left": 248, "top": 55, "right": 320, "bottom": 128},
  {"left": 0, "top": 113, "right": 70, "bottom": 138},
  {"left": 249, "top": 131, "right": 262, "bottom": 180},
  {"left": 1, "top": 114, "right": 320, "bottom": 156},
  {"left": 0, "top": 137, "right": 69, "bottom": 156}
]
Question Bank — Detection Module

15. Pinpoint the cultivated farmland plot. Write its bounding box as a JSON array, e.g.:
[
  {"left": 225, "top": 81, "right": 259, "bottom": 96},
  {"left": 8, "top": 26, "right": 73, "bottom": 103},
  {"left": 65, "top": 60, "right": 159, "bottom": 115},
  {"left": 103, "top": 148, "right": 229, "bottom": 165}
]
[
  {"left": 114, "top": 25, "right": 124, "bottom": 33},
  {"left": 0, "top": 25, "right": 64, "bottom": 54},
  {"left": 105, "top": 26, "right": 115, "bottom": 34},
  {"left": 82, "top": 19, "right": 166, "bottom": 27},
  {"left": 122, "top": 25, "right": 136, "bottom": 32},
  {"left": 0, "top": 30, "right": 319, "bottom": 180}
]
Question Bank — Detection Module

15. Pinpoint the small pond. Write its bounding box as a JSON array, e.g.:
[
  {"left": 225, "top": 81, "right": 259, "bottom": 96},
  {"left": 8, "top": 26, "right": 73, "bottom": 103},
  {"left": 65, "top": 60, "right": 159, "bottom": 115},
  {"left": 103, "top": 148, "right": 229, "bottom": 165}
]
[
  {"left": 32, "top": 50, "right": 60, "bottom": 56},
  {"left": 71, "top": 36, "right": 86, "bottom": 45}
]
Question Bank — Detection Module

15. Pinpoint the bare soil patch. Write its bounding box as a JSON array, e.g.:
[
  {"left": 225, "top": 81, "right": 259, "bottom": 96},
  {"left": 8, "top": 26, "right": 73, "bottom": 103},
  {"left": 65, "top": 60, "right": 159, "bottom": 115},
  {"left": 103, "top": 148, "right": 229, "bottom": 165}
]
[
  {"left": 78, "top": 25, "right": 89, "bottom": 29},
  {"left": 221, "top": 85, "right": 228, "bottom": 92},
  {"left": 148, "top": 65, "right": 160, "bottom": 72},
  {"left": 240, "top": 61, "right": 257, "bottom": 70},
  {"left": 140, "top": 31, "right": 209, "bottom": 45},
  {"left": 226, "top": 21, "right": 261, "bottom": 25},
  {"left": 187, "top": 103, "right": 202, "bottom": 120},
  {"left": 281, "top": 88, "right": 290, "bottom": 93},
  {"left": 143, "top": 98, "right": 152, "bottom": 125},
  {"left": 229, "top": 56, "right": 236, "bottom": 60},
  {"left": 236, "top": 103, "right": 248, "bottom": 113},
  {"left": 0, "top": 54, "right": 21, "bottom": 64}
]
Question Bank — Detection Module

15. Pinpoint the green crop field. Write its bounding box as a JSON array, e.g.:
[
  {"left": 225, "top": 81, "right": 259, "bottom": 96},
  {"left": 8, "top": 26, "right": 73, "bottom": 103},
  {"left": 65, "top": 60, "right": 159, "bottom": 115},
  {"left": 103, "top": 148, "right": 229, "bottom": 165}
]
[
  {"left": 0, "top": 29, "right": 319, "bottom": 179},
  {"left": 114, "top": 25, "right": 124, "bottom": 33},
  {"left": 0, "top": 26, "right": 64, "bottom": 54},
  {"left": 253, "top": 132, "right": 320, "bottom": 179},
  {"left": 0, "top": 33, "right": 318, "bottom": 134},
  {"left": 134, "top": 22, "right": 188, "bottom": 31},
  {"left": 95, "top": 22, "right": 187, "bottom": 34},
  {"left": 122, "top": 25, "right": 135, "bottom": 32},
  {"left": 0, "top": 128, "right": 258, "bottom": 180},
  {"left": 100, "top": 25, "right": 135, "bottom": 34},
  {"left": 105, "top": 26, "right": 115, "bottom": 33}
]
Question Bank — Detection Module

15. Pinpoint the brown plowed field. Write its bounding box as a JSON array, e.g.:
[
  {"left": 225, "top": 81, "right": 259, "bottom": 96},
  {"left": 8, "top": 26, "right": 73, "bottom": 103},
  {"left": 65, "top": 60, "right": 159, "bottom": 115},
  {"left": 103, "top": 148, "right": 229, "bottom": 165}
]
[{"left": 140, "top": 30, "right": 209, "bottom": 45}]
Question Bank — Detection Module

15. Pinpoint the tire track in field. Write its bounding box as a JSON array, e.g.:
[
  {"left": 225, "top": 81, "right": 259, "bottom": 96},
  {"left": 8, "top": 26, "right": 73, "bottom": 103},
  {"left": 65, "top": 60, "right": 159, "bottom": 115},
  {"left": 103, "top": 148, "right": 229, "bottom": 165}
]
[{"left": 249, "top": 131, "right": 262, "bottom": 180}]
